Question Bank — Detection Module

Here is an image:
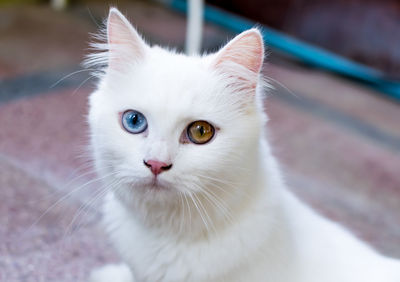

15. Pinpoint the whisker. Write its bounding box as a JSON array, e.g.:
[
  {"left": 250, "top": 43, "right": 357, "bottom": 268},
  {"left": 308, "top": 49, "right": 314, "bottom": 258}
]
[
  {"left": 50, "top": 68, "right": 95, "bottom": 89},
  {"left": 19, "top": 170, "right": 118, "bottom": 242},
  {"left": 189, "top": 180, "right": 235, "bottom": 229},
  {"left": 178, "top": 192, "right": 185, "bottom": 235},
  {"left": 188, "top": 192, "right": 209, "bottom": 234},
  {"left": 194, "top": 173, "right": 238, "bottom": 186},
  {"left": 265, "top": 75, "right": 299, "bottom": 99},
  {"left": 72, "top": 75, "right": 96, "bottom": 95},
  {"left": 193, "top": 192, "right": 216, "bottom": 235},
  {"left": 202, "top": 186, "right": 234, "bottom": 225},
  {"left": 183, "top": 192, "right": 192, "bottom": 234},
  {"left": 63, "top": 178, "right": 119, "bottom": 237}
]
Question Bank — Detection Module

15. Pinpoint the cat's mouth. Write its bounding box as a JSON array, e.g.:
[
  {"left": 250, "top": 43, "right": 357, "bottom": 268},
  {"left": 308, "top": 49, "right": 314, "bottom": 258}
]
[
  {"left": 132, "top": 176, "right": 171, "bottom": 191},
  {"left": 148, "top": 177, "right": 168, "bottom": 190}
]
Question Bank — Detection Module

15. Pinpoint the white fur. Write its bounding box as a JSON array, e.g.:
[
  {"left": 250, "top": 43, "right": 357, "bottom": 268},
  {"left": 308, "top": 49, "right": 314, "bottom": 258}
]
[
  {"left": 90, "top": 264, "right": 132, "bottom": 282},
  {"left": 88, "top": 8, "right": 400, "bottom": 282}
]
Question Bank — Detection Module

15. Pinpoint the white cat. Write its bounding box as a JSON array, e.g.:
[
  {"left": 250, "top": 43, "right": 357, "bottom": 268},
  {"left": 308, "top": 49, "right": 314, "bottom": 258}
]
[{"left": 87, "top": 8, "right": 400, "bottom": 282}]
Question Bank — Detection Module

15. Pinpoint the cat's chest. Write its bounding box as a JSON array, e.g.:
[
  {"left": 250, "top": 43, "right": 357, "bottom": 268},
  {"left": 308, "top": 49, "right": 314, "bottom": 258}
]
[
  {"left": 109, "top": 224, "right": 273, "bottom": 282},
  {"left": 107, "top": 209, "right": 239, "bottom": 281},
  {"left": 103, "top": 192, "right": 294, "bottom": 282}
]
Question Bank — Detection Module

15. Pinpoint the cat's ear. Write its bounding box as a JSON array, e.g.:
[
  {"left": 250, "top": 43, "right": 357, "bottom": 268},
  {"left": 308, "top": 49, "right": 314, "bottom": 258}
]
[
  {"left": 212, "top": 29, "right": 264, "bottom": 88},
  {"left": 107, "top": 8, "right": 147, "bottom": 70}
]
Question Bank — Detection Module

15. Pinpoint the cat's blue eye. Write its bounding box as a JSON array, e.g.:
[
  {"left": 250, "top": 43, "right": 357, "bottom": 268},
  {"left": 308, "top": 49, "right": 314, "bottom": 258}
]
[{"left": 121, "top": 110, "right": 147, "bottom": 134}]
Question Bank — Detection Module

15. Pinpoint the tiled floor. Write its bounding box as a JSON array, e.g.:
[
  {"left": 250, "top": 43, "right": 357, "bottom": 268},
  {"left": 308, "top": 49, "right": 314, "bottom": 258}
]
[{"left": 1, "top": 1, "right": 399, "bottom": 281}]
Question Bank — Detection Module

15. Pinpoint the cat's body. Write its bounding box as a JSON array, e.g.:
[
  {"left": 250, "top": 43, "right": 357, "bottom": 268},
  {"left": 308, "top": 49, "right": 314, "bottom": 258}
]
[
  {"left": 95, "top": 189, "right": 400, "bottom": 282},
  {"left": 91, "top": 144, "right": 400, "bottom": 282},
  {"left": 88, "top": 8, "right": 400, "bottom": 282}
]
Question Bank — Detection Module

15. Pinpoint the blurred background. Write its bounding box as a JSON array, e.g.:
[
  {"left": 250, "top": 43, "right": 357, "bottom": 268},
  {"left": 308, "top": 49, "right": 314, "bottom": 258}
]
[{"left": 0, "top": 0, "right": 399, "bottom": 281}]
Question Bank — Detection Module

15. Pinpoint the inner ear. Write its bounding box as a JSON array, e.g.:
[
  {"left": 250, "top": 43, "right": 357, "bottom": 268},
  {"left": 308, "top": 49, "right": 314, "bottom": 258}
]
[
  {"left": 212, "top": 29, "right": 264, "bottom": 88},
  {"left": 107, "top": 8, "right": 147, "bottom": 70}
]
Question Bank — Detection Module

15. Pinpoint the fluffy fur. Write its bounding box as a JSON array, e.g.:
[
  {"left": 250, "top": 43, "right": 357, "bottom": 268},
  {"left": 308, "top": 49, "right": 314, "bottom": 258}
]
[{"left": 88, "top": 8, "right": 400, "bottom": 282}]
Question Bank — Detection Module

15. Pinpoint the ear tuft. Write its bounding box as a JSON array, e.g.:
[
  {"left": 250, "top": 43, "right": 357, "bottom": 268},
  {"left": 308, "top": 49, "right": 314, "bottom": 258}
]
[
  {"left": 213, "top": 29, "right": 264, "bottom": 82},
  {"left": 107, "top": 8, "right": 147, "bottom": 69}
]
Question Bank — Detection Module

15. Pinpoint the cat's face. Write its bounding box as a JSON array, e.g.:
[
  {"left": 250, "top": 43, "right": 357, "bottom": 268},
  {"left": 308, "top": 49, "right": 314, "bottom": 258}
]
[{"left": 88, "top": 8, "right": 265, "bottom": 206}]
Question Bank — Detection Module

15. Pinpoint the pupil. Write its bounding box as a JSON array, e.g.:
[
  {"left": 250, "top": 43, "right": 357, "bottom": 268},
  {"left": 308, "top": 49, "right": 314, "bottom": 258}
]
[
  {"left": 132, "top": 114, "right": 138, "bottom": 125},
  {"left": 199, "top": 126, "right": 204, "bottom": 136}
]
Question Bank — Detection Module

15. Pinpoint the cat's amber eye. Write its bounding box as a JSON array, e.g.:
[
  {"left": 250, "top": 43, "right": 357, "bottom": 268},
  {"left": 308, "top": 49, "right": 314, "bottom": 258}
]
[{"left": 187, "top": 121, "right": 215, "bottom": 144}]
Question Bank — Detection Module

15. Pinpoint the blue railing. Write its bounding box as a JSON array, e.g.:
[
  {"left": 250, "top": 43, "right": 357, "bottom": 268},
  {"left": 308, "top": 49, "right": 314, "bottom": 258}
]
[{"left": 170, "top": 0, "right": 400, "bottom": 101}]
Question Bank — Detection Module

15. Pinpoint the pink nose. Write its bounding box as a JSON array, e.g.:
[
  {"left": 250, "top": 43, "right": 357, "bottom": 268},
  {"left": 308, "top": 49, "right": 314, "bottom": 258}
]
[{"left": 143, "top": 160, "right": 172, "bottom": 175}]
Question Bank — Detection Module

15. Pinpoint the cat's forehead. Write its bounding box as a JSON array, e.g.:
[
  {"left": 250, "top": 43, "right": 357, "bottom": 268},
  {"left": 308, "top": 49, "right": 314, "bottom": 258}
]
[
  {"left": 143, "top": 48, "right": 214, "bottom": 93},
  {"left": 110, "top": 49, "right": 226, "bottom": 118}
]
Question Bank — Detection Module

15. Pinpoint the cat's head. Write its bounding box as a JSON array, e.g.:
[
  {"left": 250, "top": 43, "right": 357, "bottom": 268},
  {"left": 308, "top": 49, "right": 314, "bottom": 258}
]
[{"left": 87, "top": 8, "right": 267, "bottom": 212}]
